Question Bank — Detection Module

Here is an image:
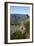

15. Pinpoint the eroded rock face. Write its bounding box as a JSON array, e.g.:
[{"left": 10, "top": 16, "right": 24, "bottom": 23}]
[
  {"left": 10, "top": 24, "right": 26, "bottom": 34},
  {"left": 19, "top": 24, "right": 26, "bottom": 34}
]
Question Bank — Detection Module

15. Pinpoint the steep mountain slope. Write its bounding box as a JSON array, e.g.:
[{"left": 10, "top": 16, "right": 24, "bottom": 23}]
[{"left": 10, "top": 14, "right": 29, "bottom": 24}]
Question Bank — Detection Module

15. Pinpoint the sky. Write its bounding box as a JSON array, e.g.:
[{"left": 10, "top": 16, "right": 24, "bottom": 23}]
[{"left": 10, "top": 6, "right": 30, "bottom": 14}]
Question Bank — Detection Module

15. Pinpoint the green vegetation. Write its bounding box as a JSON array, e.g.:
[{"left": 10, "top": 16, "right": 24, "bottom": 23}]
[
  {"left": 23, "top": 19, "right": 30, "bottom": 33},
  {"left": 10, "top": 19, "right": 30, "bottom": 39},
  {"left": 10, "top": 31, "right": 26, "bottom": 39}
]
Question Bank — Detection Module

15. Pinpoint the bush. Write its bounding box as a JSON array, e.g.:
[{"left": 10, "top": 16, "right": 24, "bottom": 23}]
[{"left": 10, "top": 31, "right": 26, "bottom": 40}]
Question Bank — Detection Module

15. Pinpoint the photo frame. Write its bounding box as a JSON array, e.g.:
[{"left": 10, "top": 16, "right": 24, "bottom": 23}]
[{"left": 5, "top": 2, "right": 33, "bottom": 44}]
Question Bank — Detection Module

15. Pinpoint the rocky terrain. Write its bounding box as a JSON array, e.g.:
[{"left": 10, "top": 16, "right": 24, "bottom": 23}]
[{"left": 10, "top": 14, "right": 30, "bottom": 39}]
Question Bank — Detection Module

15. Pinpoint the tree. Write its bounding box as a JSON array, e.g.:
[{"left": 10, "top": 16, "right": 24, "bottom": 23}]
[{"left": 23, "top": 19, "right": 30, "bottom": 33}]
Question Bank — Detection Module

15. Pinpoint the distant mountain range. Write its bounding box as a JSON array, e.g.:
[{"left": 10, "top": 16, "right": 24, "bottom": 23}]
[{"left": 10, "top": 14, "right": 29, "bottom": 24}]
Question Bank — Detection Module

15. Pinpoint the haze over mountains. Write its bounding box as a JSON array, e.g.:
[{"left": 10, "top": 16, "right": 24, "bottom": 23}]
[{"left": 10, "top": 14, "right": 29, "bottom": 24}]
